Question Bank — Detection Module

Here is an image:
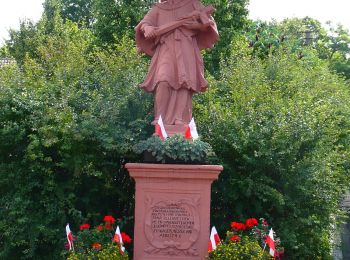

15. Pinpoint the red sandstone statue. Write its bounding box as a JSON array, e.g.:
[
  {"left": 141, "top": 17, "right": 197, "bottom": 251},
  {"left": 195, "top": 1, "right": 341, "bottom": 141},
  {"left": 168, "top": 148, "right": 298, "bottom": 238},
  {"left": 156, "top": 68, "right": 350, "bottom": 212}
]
[{"left": 135, "top": 0, "right": 219, "bottom": 128}]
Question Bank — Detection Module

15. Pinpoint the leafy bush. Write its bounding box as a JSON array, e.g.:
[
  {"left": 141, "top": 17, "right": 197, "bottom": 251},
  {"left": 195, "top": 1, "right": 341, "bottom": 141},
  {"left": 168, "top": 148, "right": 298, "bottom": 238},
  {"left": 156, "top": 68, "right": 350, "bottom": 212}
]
[
  {"left": 195, "top": 36, "right": 350, "bottom": 258},
  {"left": 208, "top": 236, "right": 272, "bottom": 260},
  {"left": 0, "top": 17, "right": 150, "bottom": 259},
  {"left": 133, "top": 135, "right": 215, "bottom": 164},
  {"left": 67, "top": 243, "right": 128, "bottom": 260}
]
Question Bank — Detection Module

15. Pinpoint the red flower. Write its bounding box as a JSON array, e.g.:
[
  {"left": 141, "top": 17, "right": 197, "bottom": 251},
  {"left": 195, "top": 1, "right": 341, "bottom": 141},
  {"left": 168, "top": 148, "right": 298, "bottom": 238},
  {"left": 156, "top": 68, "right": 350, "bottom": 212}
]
[
  {"left": 230, "top": 221, "right": 246, "bottom": 231},
  {"left": 262, "top": 219, "right": 268, "bottom": 226},
  {"left": 121, "top": 232, "right": 132, "bottom": 244},
  {"left": 64, "top": 242, "right": 70, "bottom": 250},
  {"left": 245, "top": 218, "right": 258, "bottom": 228},
  {"left": 79, "top": 223, "right": 90, "bottom": 230},
  {"left": 91, "top": 242, "right": 102, "bottom": 250},
  {"left": 96, "top": 225, "right": 104, "bottom": 231},
  {"left": 105, "top": 223, "right": 113, "bottom": 230},
  {"left": 275, "top": 249, "right": 285, "bottom": 258},
  {"left": 230, "top": 235, "right": 241, "bottom": 242},
  {"left": 103, "top": 215, "right": 116, "bottom": 224}
]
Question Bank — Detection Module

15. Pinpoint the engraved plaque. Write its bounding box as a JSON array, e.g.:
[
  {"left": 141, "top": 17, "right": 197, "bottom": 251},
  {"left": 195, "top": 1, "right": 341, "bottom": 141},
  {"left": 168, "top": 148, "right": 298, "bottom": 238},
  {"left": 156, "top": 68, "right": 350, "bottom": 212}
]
[{"left": 144, "top": 197, "right": 200, "bottom": 256}]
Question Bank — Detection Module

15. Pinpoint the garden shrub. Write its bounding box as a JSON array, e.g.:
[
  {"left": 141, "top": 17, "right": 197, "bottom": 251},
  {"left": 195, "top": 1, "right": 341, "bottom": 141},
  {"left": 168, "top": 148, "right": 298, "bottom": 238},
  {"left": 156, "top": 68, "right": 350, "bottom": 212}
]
[
  {"left": 208, "top": 236, "right": 272, "bottom": 260},
  {"left": 0, "top": 19, "right": 150, "bottom": 259},
  {"left": 67, "top": 244, "right": 128, "bottom": 260},
  {"left": 195, "top": 37, "right": 350, "bottom": 259}
]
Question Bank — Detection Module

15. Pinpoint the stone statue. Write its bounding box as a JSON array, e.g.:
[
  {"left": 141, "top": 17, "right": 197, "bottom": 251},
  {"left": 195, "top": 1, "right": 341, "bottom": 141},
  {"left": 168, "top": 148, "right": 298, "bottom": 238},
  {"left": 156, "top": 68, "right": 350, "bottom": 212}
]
[{"left": 135, "top": 0, "right": 219, "bottom": 133}]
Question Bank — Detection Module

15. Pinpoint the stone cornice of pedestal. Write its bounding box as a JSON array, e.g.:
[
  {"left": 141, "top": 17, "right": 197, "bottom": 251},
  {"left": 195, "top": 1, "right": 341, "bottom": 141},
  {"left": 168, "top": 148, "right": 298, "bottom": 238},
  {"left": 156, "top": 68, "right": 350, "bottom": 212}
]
[{"left": 126, "top": 163, "right": 223, "bottom": 180}]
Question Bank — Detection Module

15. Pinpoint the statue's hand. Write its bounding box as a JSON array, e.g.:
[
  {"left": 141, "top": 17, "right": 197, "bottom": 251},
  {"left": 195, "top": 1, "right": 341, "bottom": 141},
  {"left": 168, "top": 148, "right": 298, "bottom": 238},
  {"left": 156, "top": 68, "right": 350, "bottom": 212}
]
[
  {"left": 183, "top": 21, "right": 206, "bottom": 31},
  {"left": 191, "top": 10, "right": 201, "bottom": 20},
  {"left": 143, "top": 25, "right": 157, "bottom": 39}
]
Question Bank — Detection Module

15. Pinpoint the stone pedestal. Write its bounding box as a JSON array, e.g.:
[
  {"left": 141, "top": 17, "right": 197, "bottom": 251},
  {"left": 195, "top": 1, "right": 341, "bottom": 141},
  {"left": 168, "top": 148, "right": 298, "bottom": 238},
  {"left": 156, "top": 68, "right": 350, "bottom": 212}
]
[{"left": 126, "top": 163, "right": 222, "bottom": 260}]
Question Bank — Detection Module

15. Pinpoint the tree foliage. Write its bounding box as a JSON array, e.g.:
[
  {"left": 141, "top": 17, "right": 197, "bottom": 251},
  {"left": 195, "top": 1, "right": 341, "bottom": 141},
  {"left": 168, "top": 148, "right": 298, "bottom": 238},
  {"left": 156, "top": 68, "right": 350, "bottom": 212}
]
[
  {"left": 60, "top": 0, "right": 94, "bottom": 26},
  {"left": 0, "top": 19, "right": 151, "bottom": 259},
  {"left": 203, "top": 0, "right": 250, "bottom": 73},
  {"left": 326, "top": 23, "right": 350, "bottom": 79},
  {"left": 194, "top": 36, "right": 350, "bottom": 258},
  {"left": 245, "top": 18, "right": 350, "bottom": 79},
  {"left": 44, "top": 0, "right": 154, "bottom": 44}
]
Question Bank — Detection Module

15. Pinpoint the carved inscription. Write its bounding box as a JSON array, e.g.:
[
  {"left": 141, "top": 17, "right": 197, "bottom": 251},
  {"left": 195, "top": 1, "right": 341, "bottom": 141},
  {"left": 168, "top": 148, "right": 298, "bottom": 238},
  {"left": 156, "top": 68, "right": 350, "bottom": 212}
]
[
  {"left": 151, "top": 204, "right": 194, "bottom": 239},
  {"left": 144, "top": 198, "right": 201, "bottom": 255}
]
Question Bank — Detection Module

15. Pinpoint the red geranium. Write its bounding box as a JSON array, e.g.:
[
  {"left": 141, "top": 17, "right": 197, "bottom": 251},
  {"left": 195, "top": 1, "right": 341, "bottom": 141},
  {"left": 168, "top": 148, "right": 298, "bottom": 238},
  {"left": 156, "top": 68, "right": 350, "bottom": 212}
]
[
  {"left": 121, "top": 232, "right": 132, "bottom": 244},
  {"left": 276, "top": 250, "right": 285, "bottom": 258},
  {"left": 105, "top": 223, "right": 113, "bottom": 230},
  {"left": 230, "top": 235, "right": 241, "bottom": 242},
  {"left": 79, "top": 223, "right": 90, "bottom": 230},
  {"left": 64, "top": 242, "right": 70, "bottom": 250},
  {"left": 91, "top": 242, "right": 102, "bottom": 250},
  {"left": 96, "top": 225, "right": 104, "bottom": 231},
  {"left": 230, "top": 221, "right": 246, "bottom": 231},
  {"left": 103, "top": 215, "right": 116, "bottom": 224},
  {"left": 245, "top": 218, "right": 258, "bottom": 228}
]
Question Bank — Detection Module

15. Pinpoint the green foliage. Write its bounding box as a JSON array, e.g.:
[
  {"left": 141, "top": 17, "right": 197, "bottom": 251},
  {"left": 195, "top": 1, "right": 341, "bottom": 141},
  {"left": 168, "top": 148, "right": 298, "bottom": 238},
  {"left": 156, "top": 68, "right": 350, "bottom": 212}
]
[
  {"left": 245, "top": 21, "right": 282, "bottom": 58},
  {"left": 60, "top": 0, "right": 94, "bottom": 26},
  {"left": 326, "top": 23, "right": 350, "bottom": 79},
  {"left": 208, "top": 236, "right": 272, "bottom": 260},
  {"left": 202, "top": 0, "right": 250, "bottom": 74},
  {"left": 0, "top": 45, "right": 9, "bottom": 57},
  {"left": 134, "top": 135, "right": 215, "bottom": 164},
  {"left": 67, "top": 243, "right": 128, "bottom": 260},
  {"left": 194, "top": 37, "right": 350, "bottom": 258},
  {"left": 44, "top": 0, "right": 153, "bottom": 45},
  {"left": 245, "top": 18, "right": 350, "bottom": 79},
  {"left": 0, "top": 17, "right": 150, "bottom": 259},
  {"left": 91, "top": 0, "right": 152, "bottom": 44},
  {"left": 6, "top": 20, "right": 40, "bottom": 65}
]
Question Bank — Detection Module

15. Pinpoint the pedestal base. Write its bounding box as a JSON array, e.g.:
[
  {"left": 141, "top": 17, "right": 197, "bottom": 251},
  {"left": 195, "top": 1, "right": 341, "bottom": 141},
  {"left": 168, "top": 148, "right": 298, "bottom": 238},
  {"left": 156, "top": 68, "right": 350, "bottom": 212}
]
[{"left": 126, "top": 163, "right": 223, "bottom": 260}]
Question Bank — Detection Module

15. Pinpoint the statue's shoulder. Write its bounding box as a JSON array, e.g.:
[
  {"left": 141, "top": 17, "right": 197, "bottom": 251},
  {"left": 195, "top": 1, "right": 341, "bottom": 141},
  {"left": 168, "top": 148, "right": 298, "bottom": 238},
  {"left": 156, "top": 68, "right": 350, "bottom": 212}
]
[
  {"left": 154, "top": 1, "right": 168, "bottom": 9},
  {"left": 148, "top": 2, "right": 159, "bottom": 11}
]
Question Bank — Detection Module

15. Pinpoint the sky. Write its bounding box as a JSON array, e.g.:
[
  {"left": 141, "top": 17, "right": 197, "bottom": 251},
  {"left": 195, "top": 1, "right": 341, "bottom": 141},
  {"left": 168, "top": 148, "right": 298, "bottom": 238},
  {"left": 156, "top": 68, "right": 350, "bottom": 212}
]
[
  {"left": 0, "top": 0, "right": 44, "bottom": 44},
  {"left": 0, "top": 0, "right": 350, "bottom": 45},
  {"left": 249, "top": 0, "right": 350, "bottom": 28}
]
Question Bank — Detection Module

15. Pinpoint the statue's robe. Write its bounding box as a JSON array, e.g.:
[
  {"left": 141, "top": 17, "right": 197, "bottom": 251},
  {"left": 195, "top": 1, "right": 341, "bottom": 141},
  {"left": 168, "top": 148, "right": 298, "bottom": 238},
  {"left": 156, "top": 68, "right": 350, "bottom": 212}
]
[{"left": 135, "top": 0, "right": 218, "bottom": 125}]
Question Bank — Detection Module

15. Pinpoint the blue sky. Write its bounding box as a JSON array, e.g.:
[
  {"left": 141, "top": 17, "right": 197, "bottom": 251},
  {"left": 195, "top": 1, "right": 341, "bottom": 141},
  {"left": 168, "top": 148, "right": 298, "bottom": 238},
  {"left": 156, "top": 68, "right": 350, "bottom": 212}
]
[{"left": 1, "top": 0, "right": 350, "bottom": 45}]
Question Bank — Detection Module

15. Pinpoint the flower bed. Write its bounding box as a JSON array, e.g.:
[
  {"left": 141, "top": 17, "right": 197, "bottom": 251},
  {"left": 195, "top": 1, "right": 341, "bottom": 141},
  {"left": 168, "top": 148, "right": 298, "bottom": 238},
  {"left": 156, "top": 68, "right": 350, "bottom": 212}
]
[
  {"left": 208, "top": 218, "right": 284, "bottom": 259},
  {"left": 64, "top": 215, "right": 132, "bottom": 260}
]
